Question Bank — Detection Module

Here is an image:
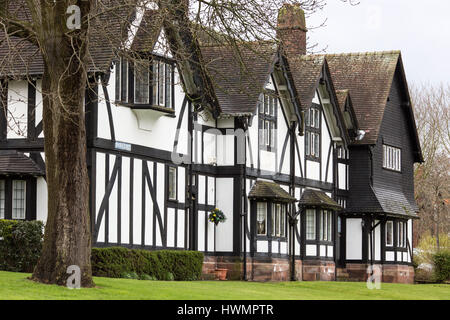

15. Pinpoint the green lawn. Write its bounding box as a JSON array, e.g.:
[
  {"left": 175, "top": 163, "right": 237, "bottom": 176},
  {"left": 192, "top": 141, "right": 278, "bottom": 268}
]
[{"left": 0, "top": 271, "right": 448, "bottom": 300}]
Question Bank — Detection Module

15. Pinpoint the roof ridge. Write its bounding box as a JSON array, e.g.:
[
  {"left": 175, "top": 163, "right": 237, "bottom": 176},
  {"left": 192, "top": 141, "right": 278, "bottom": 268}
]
[{"left": 325, "top": 50, "right": 401, "bottom": 57}]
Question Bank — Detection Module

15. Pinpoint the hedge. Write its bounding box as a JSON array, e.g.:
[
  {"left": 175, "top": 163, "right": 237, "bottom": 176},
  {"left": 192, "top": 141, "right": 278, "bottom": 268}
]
[
  {"left": 432, "top": 250, "right": 450, "bottom": 283},
  {"left": 0, "top": 220, "right": 44, "bottom": 273},
  {"left": 91, "top": 247, "right": 204, "bottom": 281}
]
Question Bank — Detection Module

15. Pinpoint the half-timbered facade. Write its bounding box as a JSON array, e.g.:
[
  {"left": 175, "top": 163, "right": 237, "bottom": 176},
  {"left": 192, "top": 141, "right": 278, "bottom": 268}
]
[{"left": 0, "top": 4, "right": 422, "bottom": 283}]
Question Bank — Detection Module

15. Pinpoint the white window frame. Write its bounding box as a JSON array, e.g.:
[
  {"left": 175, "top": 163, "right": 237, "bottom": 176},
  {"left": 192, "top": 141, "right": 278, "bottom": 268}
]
[
  {"left": 12, "top": 180, "right": 26, "bottom": 220},
  {"left": 383, "top": 144, "right": 401, "bottom": 172}
]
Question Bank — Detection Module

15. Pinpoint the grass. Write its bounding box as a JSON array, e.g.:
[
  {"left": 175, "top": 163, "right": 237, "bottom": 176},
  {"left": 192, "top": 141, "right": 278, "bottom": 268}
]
[{"left": 0, "top": 271, "right": 449, "bottom": 300}]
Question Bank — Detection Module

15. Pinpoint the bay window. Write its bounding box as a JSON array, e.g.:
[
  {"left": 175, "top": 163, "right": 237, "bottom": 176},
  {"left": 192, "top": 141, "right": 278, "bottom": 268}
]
[
  {"left": 320, "top": 210, "right": 332, "bottom": 241},
  {"left": 255, "top": 201, "right": 286, "bottom": 238},
  {"left": 115, "top": 56, "right": 175, "bottom": 110}
]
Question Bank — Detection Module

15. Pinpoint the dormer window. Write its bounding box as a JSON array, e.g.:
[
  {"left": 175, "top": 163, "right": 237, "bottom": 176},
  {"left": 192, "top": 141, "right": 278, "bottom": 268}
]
[{"left": 115, "top": 56, "right": 175, "bottom": 112}]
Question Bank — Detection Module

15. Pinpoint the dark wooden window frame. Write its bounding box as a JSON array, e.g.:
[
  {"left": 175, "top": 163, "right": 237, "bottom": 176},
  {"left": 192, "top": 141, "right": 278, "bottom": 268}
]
[
  {"left": 253, "top": 200, "right": 288, "bottom": 242},
  {"left": 305, "top": 104, "right": 321, "bottom": 162},
  {"left": 165, "top": 164, "right": 178, "bottom": 204},
  {"left": 303, "top": 207, "right": 334, "bottom": 246},
  {"left": 258, "top": 91, "right": 278, "bottom": 153},
  {"left": 0, "top": 176, "right": 36, "bottom": 221},
  {"left": 115, "top": 55, "right": 175, "bottom": 115}
]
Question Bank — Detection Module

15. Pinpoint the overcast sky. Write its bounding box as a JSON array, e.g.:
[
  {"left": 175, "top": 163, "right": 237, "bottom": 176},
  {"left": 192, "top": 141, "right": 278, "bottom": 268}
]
[{"left": 307, "top": 0, "right": 450, "bottom": 86}]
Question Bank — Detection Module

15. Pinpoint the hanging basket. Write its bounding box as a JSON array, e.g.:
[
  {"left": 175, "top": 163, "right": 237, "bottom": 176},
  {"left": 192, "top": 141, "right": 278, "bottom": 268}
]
[{"left": 209, "top": 208, "right": 226, "bottom": 226}]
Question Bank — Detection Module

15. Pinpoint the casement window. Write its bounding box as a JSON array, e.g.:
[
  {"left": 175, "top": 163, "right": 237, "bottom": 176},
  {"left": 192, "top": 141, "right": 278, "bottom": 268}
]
[
  {"left": 115, "top": 56, "right": 175, "bottom": 109},
  {"left": 168, "top": 167, "right": 177, "bottom": 201},
  {"left": 134, "top": 60, "right": 150, "bottom": 104},
  {"left": 319, "top": 210, "right": 333, "bottom": 242},
  {"left": 255, "top": 201, "right": 286, "bottom": 238},
  {"left": 386, "top": 220, "right": 394, "bottom": 247},
  {"left": 306, "top": 209, "right": 316, "bottom": 240},
  {"left": 256, "top": 202, "right": 267, "bottom": 236},
  {"left": 305, "top": 105, "right": 321, "bottom": 160},
  {"left": 12, "top": 180, "right": 26, "bottom": 220},
  {"left": 259, "top": 92, "right": 277, "bottom": 151},
  {"left": 383, "top": 145, "right": 401, "bottom": 172},
  {"left": 271, "top": 203, "right": 286, "bottom": 238},
  {"left": 0, "top": 180, "right": 5, "bottom": 219},
  {"left": 152, "top": 60, "right": 174, "bottom": 109},
  {"left": 398, "top": 221, "right": 406, "bottom": 248}
]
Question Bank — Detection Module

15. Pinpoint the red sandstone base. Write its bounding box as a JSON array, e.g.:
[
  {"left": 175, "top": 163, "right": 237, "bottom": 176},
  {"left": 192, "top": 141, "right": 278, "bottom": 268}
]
[{"left": 202, "top": 256, "right": 414, "bottom": 283}]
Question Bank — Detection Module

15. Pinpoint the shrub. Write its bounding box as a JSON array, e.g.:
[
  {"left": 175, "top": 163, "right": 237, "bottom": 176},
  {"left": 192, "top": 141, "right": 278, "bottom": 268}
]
[
  {"left": 432, "top": 251, "right": 450, "bottom": 283},
  {"left": 91, "top": 247, "right": 204, "bottom": 281},
  {"left": 0, "top": 220, "right": 44, "bottom": 273}
]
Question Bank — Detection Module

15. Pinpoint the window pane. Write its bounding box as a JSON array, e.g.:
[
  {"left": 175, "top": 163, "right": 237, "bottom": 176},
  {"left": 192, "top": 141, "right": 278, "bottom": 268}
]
[
  {"left": 314, "top": 133, "right": 320, "bottom": 157},
  {"left": 166, "top": 64, "right": 173, "bottom": 108},
  {"left": 264, "top": 95, "right": 269, "bottom": 114},
  {"left": 269, "top": 96, "right": 274, "bottom": 116},
  {"left": 152, "top": 61, "right": 158, "bottom": 105},
  {"left": 327, "top": 212, "right": 332, "bottom": 241},
  {"left": 12, "top": 180, "right": 26, "bottom": 220},
  {"left": 306, "top": 209, "right": 316, "bottom": 240},
  {"left": 305, "top": 131, "right": 310, "bottom": 156},
  {"left": 115, "top": 60, "right": 120, "bottom": 101},
  {"left": 270, "top": 122, "right": 275, "bottom": 148},
  {"left": 168, "top": 167, "right": 176, "bottom": 200},
  {"left": 280, "top": 205, "right": 285, "bottom": 237},
  {"left": 319, "top": 211, "right": 324, "bottom": 241},
  {"left": 0, "top": 180, "right": 5, "bottom": 219},
  {"left": 257, "top": 202, "right": 267, "bottom": 235},
  {"left": 386, "top": 221, "right": 393, "bottom": 246},
  {"left": 314, "top": 109, "right": 320, "bottom": 128},
  {"left": 158, "top": 62, "right": 165, "bottom": 106},
  {"left": 121, "top": 58, "right": 128, "bottom": 102},
  {"left": 264, "top": 121, "right": 269, "bottom": 146},
  {"left": 134, "top": 61, "right": 149, "bottom": 104},
  {"left": 305, "top": 109, "right": 310, "bottom": 127}
]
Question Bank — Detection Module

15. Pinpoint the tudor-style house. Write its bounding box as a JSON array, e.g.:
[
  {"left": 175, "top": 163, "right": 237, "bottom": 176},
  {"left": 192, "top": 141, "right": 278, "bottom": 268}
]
[{"left": 0, "top": 3, "right": 422, "bottom": 283}]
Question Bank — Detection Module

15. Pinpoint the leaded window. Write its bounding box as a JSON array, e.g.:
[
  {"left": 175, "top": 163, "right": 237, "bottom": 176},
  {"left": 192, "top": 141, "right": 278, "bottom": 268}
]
[
  {"left": 168, "top": 167, "right": 177, "bottom": 201},
  {"left": 12, "top": 180, "right": 26, "bottom": 220},
  {"left": 257, "top": 202, "right": 267, "bottom": 236},
  {"left": 306, "top": 209, "right": 316, "bottom": 240},
  {"left": 259, "top": 92, "right": 277, "bottom": 151},
  {"left": 305, "top": 105, "right": 321, "bottom": 160},
  {"left": 386, "top": 220, "right": 394, "bottom": 247}
]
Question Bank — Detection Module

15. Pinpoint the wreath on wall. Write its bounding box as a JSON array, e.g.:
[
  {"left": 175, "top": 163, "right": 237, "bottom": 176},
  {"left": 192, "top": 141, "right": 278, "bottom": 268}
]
[{"left": 209, "top": 208, "right": 226, "bottom": 226}]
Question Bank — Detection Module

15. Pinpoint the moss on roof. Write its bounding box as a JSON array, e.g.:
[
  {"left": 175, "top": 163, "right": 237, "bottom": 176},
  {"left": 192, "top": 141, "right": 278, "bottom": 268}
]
[{"left": 299, "top": 189, "right": 341, "bottom": 210}]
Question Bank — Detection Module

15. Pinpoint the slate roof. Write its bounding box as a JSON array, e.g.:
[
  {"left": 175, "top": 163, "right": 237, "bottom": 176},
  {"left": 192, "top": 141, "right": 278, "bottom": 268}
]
[
  {"left": 325, "top": 51, "right": 401, "bottom": 145},
  {"left": 372, "top": 187, "right": 418, "bottom": 218},
  {"left": 248, "top": 181, "right": 296, "bottom": 203},
  {"left": 0, "top": 0, "right": 135, "bottom": 77},
  {"left": 298, "top": 189, "right": 341, "bottom": 210},
  {"left": 286, "top": 54, "right": 324, "bottom": 109},
  {"left": 0, "top": 151, "right": 44, "bottom": 176},
  {"left": 131, "top": 10, "right": 163, "bottom": 52},
  {"left": 200, "top": 41, "right": 278, "bottom": 116}
]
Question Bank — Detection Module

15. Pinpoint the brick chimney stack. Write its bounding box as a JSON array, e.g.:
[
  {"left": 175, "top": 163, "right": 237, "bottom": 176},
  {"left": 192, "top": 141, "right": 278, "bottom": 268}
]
[{"left": 277, "top": 4, "right": 307, "bottom": 55}]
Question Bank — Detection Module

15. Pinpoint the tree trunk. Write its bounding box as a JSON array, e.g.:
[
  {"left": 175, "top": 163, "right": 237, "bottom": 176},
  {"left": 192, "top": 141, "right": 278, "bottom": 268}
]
[{"left": 31, "top": 1, "right": 93, "bottom": 287}]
